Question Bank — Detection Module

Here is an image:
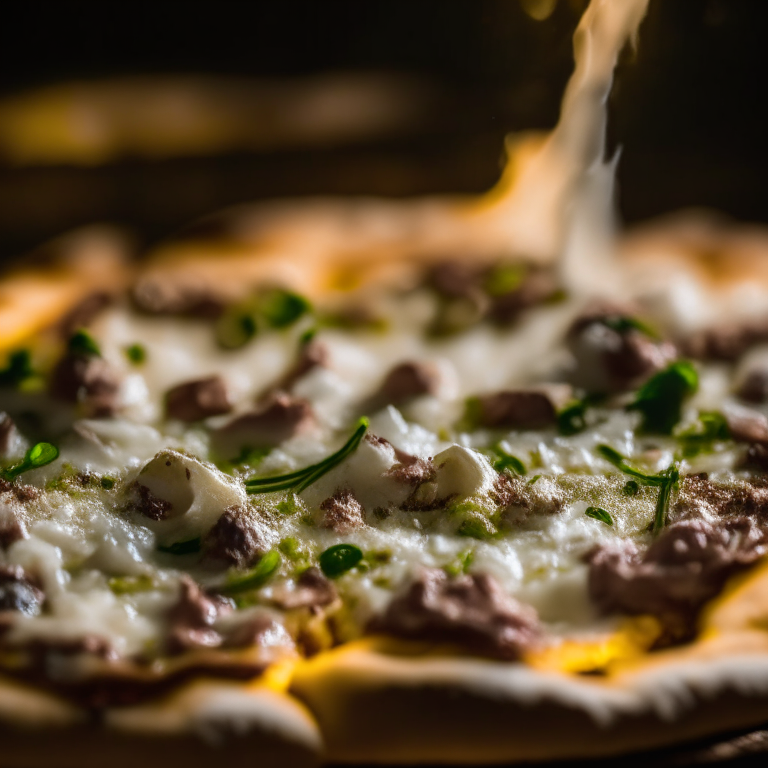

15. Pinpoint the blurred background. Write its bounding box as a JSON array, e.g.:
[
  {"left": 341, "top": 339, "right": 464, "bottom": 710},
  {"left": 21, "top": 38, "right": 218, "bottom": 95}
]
[{"left": 0, "top": 0, "right": 766, "bottom": 262}]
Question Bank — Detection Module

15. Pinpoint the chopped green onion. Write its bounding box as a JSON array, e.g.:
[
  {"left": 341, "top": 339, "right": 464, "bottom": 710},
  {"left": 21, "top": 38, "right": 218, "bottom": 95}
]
[
  {"left": 108, "top": 574, "right": 155, "bottom": 594},
  {"left": 157, "top": 537, "right": 202, "bottom": 556},
  {"left": 245, "top": 418, "right": 368, "bottom": 495},
  {"left": 483, "top": 263, "right": 527, "bottom": 297},
  {"left": 445, "top": 549, "right": 475, "bottom": 577},
  {"left": 622, "top": 480, "right": 640, "bottom": 497},
  {"left": 68, "top": 329, "right": 101, "bottom": 357},
  {"left": 220, "top": 550, "right": 281, "bottom": 594},
  {"left": 585, "top": 506, "right": 613, "bottom": 526},
  {"left": 627, "top": 360, "right": 698, "bottom": 434},
  {"left": 1, "top": 442, "right": 59, "bottom": 482},
  {"left": 558, "top": 400, "right": 587, "bottom": 436},
  {"left": 100, "top": 476, "right": 116, "bottom": 490},
  {"left": 319, "top": 544, "right": 363, "bottom": 578},
  {"left": 676, "top": 411, "right": 730, "bottom": 458},
  {"left": 527, "top": 474, "right": 542, "bottom": 485},
  {"left": 0, "top": 349, "right": 33, "bottom": 387},
  {"left": 125, "top": 343, "right": 146, "bottom": 364},
  {"left": 261, "top": 289, "right": 311, "bottom": 329},
  {"left": 601, "top": 314, "right": 658, "bottom": 339},
  {"left": 489, "top": 444, "right": 526, "bottom": 475}
]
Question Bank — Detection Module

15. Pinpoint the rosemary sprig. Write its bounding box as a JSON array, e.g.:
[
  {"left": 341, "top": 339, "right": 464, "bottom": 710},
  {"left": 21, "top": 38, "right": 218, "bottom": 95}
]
[{"left": 245, "top": 418, "right": 369, "bottom": 495}]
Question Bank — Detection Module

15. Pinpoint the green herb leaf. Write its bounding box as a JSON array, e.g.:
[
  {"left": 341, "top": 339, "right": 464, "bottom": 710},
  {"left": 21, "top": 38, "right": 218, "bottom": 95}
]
[
  {"left": 125, "top": 343, "right": 146, "bottom": 364},
  {"left": 220, "top": 550, "right": 281, "bottom": 594},
  {"left": 558, "top": 400, "right": 587, "bottom": 436},
  {"left": 527, "top": 474, "right": 542, "bottom": 485},
  {"left": 261, "top": 289, "right": 311, "bottom": 329},
  {"left": 157, "top": 537, "right": 202, "bottom": 556},
  {"left": 245, "top": 418, "right": 368, "bottom": 495},
  {"left": 215, "top": 309, "right": 258, "bottom": 350},
  {"left": 585, "top": 506, "right": 613, "bottom": 526},
  {"left": 622, "top": 480, "right": 640, "bottom": 497},
  {"left": 489, "top": 444, "right": 526, "bottom": 475},
  {"left": 108, "top": 574, "right": 155, "bottom": 595},
  {"left": 483, "top": 263, "right": 527, "bottom": 297},
  {"left": 627, "top": 360, "right": 699, "bottom": 434},
  {"left": 319, "top": 544, "right": 363, "bottom": 578},
  {"left": 68, "top": 329, "right": 101, "bottom": 357},
  {"left": 0, "top": 349, "right": 34, "bottom": 387},
  {"left": 652, "top": 465, "right": 679, "bottom": 534},
  {"left": 445, "top": 549, "right": 475, "bottom": 577},
  {"left": 601, "top": 314, "right": 658, "bottom": 339},
  {"left": 1, "top": 442, "right": 59, "bottom": 482},
  {"left": 676, "top": 411, "right": 730, "bottom": 458}
]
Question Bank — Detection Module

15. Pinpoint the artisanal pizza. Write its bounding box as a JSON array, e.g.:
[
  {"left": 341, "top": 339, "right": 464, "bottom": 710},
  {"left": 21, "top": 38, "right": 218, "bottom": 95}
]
[{"left": 7, "top": 1, "right": 768, "bottom": 765}]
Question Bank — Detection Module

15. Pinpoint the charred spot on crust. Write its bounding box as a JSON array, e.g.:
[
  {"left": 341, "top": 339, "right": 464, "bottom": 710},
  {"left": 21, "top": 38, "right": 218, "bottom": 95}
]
[
  {"left": 319, "top": 489, "right": 365, "bottom": 533},
  {"left": 165, "top": 376, "right": 232, "bottom": 422},
  {"left": 372, "top": 568, "right": 541, "bottom": 660},
  {"left": 203, "top": 505, "right": 267, "bottom": 567}
]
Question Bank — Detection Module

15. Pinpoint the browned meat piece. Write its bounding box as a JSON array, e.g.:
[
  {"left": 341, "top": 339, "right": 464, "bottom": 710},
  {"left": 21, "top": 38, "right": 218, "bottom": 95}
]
[
  {"left": 566, "top": 310, "right": 676, "bottom": 393},
  {"left": 371, "top": 568, "right": 541, "bottom": 660},
  {"left": 0, "top": 412, "right": 17, "bottom": 457},
  {"left": 0, "top": 565, "right": 44, "bottom": 617},
  {"left": 588, "top": 517, "right": 768, "bottom": 629},
  {"left": 725, "top": 409, "right": 768, "bottom": 444},
  {"left": 131, "top": 279, "right": 225, "bottom": 319},
  {"left": 132, "top": 483, "right": 172, "bottom": 521},
  {"left": 49, "top": 353, "right": 120, "bottom": 417},
  {"left": 682, "top": 320, "right": 768, "bottom": 362},
  {"left": 56, "top": 292, "right": 113, "bottom": 337},
  {"left": 212, "top": 392, "right": 315, "bottom": 458},
  {"left": 319, "top": 489, "right": 365, "bottom": 533},
  {"left": 369, "top": 361, "right": 441, "bottom": 409},
  {"left": 427, "top": 261, "right": 483, "bottom": 300},
  {"left": 276, "top": 338, "right": 329, "bottom": 392},
  {"left": 166, "top": 576, "right": 230, "bottom": 654},
  {"left": 203, "top": 505, "right": 268, "bottom": 567},
  {"left": 472, "top": 385, "right": 572, "bottom": 430},
  {"left": 743, "top": 443, "right": 768, "bottom": 473},
  {"left": 675, "top": 474, "right": 768, "bottom": 520},
  {"left": 495, "top": 474, "right": 564, "bottom": 527},
  {"left": 269, "top": 567, "right": 338, "bottom": 611},
  {"left": 0, "top": 504, "right": 27, "bottom": 549},
  {"left": 165, "top": 375, "right": 232, "bottom": 422},
  {"left": 0, "top": 479, "right": 39, "bottom": 504},
  {"left": 487, "top": 269, "right": 560, "bottom": 325},
  {"left": 737, "top": 368, "right": 768, "bottom": 403},
  {"left": 222, "top": 614, "right": 294, "bottom": 649}
]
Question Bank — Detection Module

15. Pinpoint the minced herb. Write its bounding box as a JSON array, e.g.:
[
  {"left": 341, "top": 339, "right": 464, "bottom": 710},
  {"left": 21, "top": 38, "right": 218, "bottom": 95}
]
[
  {"left": 319, "top": 544, "right": 363, "bottom": 578},
  {"left": 676, "top": 411, "right": 730, "bottom": 458},
  {"left": 0, "top": 349, "right": 34, "bottom": 388},
  {"left": 585, "top": 506, "right": 613, "bottom": 526},
  {"left": 156, "top": 537, "right": 202, "bottom": 556},
  {"left": 108, "top": 574, "right": 155, "bottom": 595},
  {"left": 125, "top": 343, "right": 146, "bottom": 365},
  {"left": 68, "top": 328, "right": 101, "bottom": 357},
  {"left": 489, "top": 444, "right": 526, "bottom": 475},
  {"left": 220, "top": 550, "right": 281, "bottom": 594},
  {"left": 261, "top": 289, "right": 311, "bottom": 329}
]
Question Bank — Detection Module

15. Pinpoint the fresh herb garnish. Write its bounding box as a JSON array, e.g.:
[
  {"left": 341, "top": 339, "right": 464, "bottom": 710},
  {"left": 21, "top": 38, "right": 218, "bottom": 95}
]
[
  {"left": 319, "top": 544, "right": 363, "bottom": 578},
  {"left": 622, "top": 480, "right": 640, "bottom": 497},
  {"left": 676, "top": 411, "right": 730, "bottom": 458},
  {"left": 489, "top": 444, "right": 526, "bottom": 475},
  {"left": 0, "top": 349, "right": 34, "bottom": 387},
  {"left": 108, "top": 574, "right": 155, "bottom": 594},
  {"left": 220, "top": 550, "right": 281, "bottom": 594},
  {"left": 125, "top": 343, "right": 146, "bottom": 365},
  {"left": 627, "top": 360, "right": 698, "bottom": 434},
  {"left": 68, "top": 329, "right": 101, "bottom": 357},
  {"left": 216, "top": 310, "right": 258, "bottom": 350},
  {"left": 100, "top": 476, "right": 116, "bottom": 490},
  {"left": 558, "top": 400, "right": 588, "bottom": 436},
  {"left": 157, "top": 537, "right": 202, "bottom": 556},
  {"left": 601, "top": 314, "right": 658, "bottom": 339},
  {"left": 527, "top": 474, "right": 542, "bottom": 485},
  {"left": 245, "top": 418, "right": 368, "bottom": 495},
  {"left": 585, "top": 506, "right": 613, "bottom": 526},
  {"left": 597, "top": 444, "right": 679, "bottom": 534},
  {"left": 445, "top": 549, "right": 475, "bottom": 577},
  {"left": 484, "top": 263, "right": 526, "bottom": 297},
  {"left": 1, "top": 442, "right": 59, "bottom": 482},
  {"left": 261, "top": 289, "right": 311, "bottom": 329}
]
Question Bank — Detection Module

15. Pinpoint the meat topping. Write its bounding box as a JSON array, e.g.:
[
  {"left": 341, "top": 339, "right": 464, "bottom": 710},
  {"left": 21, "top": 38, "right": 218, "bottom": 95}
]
[
  {"left": 0, "top": 479, "right": 39, "bottom": 504},
  {"left": 133, "top": 482, "right": 173, "bottom": 521},
  {"left": 737, "top": 368, "right": 768, "bottom": 404},
  {"left": 372, "top": 568, "right": 541, "bottom": 660},
  {"left": 566, "top": 309, "right": 676, "bottom": 393},
  {"left": 487, "top": 269, "right": 560, "bottom": 325},
  {"left": 203, "top": 505, "right": 268, "bottom": 567},
  {"left": 370, "top": 361, "right": 440, "bottom": 408},
  {"left": 588, "top": 517, "right": 768, "bottom": 627},
  {"left": 165, "top": 376, "right": 232, "bottom": 422},
  {"left": 269, "top": 567, "right": 338, "bottom": 611},
  {"left": 49, "top": 353, "right": 121, "bottom": 417},
  {"left": 675, "top": 474, "right": 768, "bottom": 520},
  {"left": 0, "top": 565, "right": 44, "bottom": 617},
  {"left": 725, "top": 408, "right": 768, "bottom": 444},
  {"left": 471, "top": 386, "right": 571, "bottom": 430},
  {"left": 166, "top": 576, "right": 230, "bottom": 654},
  {"left": 56, "top": 292, "right": 113, "bottom": 337},
  {"left": 496, "top": 474, "right": 565, "bottom": 527},
  {"left": 277, "top": 339, "right": 329, "bottom": 392},
  {"left": 682, "top": 320, "right": 768, "bottom": 362},
  {"left": 222, "top": 614, "right": 294, "bottom": 650},
  {"left": 212, "top": 392, "right": 315, "bottom": 457},
  {"left": 132, "top": 279, "right": 225, "bottom": 319},
  {"left": 319, "top": 489, "right": 365, "bottom": 533}
]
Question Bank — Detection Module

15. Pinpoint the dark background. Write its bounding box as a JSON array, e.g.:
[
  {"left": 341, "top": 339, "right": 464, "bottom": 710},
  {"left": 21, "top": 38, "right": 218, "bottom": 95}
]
[{"left": 1, "top": 0, "right": 767, "bottom": 259}]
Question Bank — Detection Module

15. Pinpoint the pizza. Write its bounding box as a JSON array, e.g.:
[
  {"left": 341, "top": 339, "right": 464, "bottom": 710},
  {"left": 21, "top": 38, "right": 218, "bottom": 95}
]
[{"left": 6, "top": 0, "right": 768, "bottom": 765}]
